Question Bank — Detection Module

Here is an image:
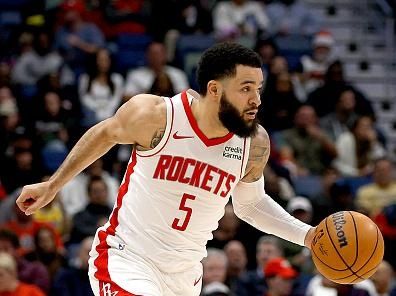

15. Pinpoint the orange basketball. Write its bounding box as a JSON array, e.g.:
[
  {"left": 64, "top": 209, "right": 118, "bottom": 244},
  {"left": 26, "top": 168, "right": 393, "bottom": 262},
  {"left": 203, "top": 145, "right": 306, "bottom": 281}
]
[{"left": 311, "top": 211, "right": 384, "bottom": 284}]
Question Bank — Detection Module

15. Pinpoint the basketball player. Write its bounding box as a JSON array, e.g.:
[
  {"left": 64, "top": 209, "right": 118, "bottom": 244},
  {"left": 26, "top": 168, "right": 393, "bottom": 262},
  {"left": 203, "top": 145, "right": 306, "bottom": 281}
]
[{"left": 16, "top": 43, "right": 316, "bottom": 296}]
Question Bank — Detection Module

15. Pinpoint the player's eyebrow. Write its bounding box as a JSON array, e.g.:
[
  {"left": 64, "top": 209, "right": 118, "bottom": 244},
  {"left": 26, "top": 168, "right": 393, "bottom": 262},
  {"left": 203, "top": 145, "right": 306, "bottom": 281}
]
[{"left": 240, "top": 80, "right": 264, "bottom": 86}]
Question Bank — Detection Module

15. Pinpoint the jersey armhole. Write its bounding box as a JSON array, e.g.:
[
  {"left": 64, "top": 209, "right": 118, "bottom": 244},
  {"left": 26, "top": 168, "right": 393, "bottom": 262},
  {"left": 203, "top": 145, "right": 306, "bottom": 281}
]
[
  {"left": 136, "top": 97, "right": 174, "bottom": 157},
  {"left": 239, "top": 137, "right": 251, "bottom": 180}
]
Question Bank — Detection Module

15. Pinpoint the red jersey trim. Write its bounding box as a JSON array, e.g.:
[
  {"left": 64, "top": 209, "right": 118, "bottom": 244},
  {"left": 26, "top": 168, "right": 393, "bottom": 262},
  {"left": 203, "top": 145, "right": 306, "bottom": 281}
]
[
  {"left": 137, "top": 97, "right": 175, "bottom": 158},
  {"left": 93, "top": 149, "right": 137, "bottom": 287},
  {"left": 240, "top": 138, "right": 247, "bottom": 179},
  {"left": 181, "top": 91, "right": 233, "bottom": 147}
]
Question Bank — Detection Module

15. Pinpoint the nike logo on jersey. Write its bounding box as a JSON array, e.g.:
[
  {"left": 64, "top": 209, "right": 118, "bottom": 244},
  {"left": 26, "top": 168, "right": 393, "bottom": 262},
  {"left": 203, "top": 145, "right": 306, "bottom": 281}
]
[
  {"left": 194, "top": 274, "right": 202, "bottom": 286},
  {"left": 173, "top": 131, "right": 194, "bottom": 139}
]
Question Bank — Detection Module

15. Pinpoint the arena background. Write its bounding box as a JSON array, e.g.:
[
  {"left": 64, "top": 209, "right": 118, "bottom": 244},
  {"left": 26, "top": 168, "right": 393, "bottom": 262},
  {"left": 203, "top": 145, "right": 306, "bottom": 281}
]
[{"left": 0, "top": 0, "right": 396, "bottom": 295}]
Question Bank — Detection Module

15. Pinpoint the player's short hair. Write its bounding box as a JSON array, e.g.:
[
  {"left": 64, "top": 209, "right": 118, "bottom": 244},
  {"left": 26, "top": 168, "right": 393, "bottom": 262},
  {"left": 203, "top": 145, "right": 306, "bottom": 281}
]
[{"left": 196, "top": 42, "right": 262, "bottom": 95}]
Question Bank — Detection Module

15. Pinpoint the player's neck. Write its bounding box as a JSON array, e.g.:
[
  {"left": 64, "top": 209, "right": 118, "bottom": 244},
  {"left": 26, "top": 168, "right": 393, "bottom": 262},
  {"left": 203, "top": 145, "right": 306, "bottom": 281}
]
[{"left": 188, "top": 90, "right": 230, "bottom": 139}]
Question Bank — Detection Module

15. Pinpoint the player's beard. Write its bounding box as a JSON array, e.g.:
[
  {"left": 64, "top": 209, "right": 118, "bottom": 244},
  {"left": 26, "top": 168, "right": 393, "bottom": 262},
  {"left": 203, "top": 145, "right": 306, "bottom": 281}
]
[{"left": 218, "top": 92, "right": 259, "bottom": 138}]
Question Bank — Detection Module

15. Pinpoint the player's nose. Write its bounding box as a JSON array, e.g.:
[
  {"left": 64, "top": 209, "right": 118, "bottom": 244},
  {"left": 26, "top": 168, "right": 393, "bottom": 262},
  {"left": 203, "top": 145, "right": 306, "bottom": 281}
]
[{"left": 250, "top": 91, "right": 261, "bottom": 107}]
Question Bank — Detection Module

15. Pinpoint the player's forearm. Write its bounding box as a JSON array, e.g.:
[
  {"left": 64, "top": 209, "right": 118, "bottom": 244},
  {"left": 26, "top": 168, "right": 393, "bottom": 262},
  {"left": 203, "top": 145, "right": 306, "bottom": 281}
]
[
  {"left": 232, "top": 177, "right": 313, "bottom": 246},
  {"left": 48, "top": 120, "right": 116, "bottom": 192}
]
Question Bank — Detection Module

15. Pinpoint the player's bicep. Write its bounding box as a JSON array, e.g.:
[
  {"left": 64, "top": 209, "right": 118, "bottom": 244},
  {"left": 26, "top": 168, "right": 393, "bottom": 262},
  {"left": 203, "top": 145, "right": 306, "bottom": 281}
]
[{"left": 241, "top": 125, "right": 270, "bottom": 183}]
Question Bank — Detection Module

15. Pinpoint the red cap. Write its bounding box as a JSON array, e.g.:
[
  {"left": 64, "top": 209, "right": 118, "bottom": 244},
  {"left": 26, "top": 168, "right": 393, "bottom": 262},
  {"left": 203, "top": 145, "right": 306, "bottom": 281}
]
[
  {"left": 264, "top": 257, "right": 298, "bottom": 279},
  {"left": 313, "top": 31, "right": 334, "bottom": 48}
]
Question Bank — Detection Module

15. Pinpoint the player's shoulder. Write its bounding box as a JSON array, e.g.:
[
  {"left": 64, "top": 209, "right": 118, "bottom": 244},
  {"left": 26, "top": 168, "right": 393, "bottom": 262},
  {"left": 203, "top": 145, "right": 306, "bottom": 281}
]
[
  {"left": 112, "top": 94, "right": 168, "bottom": 147},
  {"left": 250, "top": 124, "right": 270, "bottom": 148},
  {"left": 124, "top": 94, "right": 167, "bottom": 121}
]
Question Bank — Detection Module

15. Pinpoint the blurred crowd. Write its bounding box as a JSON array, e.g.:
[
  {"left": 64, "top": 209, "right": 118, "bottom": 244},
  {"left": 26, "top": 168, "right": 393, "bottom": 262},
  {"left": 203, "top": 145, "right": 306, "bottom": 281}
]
[{"left": 1, "top": 0, "right": 396, "bottom": 295}]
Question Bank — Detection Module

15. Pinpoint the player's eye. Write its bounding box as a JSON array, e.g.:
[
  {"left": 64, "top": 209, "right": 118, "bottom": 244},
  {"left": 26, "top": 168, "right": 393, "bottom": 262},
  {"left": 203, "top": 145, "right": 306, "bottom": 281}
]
[{"left": 242, "top": 87, "right": 250, "bottom": 92}]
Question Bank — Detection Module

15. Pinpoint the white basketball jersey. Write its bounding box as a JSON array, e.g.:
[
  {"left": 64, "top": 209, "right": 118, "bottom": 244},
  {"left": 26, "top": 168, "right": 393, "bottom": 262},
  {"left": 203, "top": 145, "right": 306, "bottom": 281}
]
[{"left": 111, "top": 91, "right": 251, "bottom": 273}]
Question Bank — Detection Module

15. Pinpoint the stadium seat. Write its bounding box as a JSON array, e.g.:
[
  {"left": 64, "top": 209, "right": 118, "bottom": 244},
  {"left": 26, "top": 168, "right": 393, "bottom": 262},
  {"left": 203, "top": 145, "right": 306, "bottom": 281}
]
[
  {"left": 114, "top": 33, "right": 152, "bottom": 74},
  {"left": 0, "top": 11, "right": 22, "bottom": 26},
  {"left": 183, "top": 52, "right": 202, "bottom": 89},
  {"left": 274, "top": 35, "right": 312, "bottom": 71},
  {"left": 41, "top": 140, "right": 69, "bottom": 173},
  {"left": 175, "top": 34, "right": 215, "bottom": 69}
]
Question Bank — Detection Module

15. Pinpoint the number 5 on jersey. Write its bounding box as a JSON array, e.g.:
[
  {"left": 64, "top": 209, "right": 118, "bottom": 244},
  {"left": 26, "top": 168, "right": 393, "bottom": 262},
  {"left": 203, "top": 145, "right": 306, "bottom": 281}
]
[{"left": 172, "top": 193, "right": 196, "bottom": 231}]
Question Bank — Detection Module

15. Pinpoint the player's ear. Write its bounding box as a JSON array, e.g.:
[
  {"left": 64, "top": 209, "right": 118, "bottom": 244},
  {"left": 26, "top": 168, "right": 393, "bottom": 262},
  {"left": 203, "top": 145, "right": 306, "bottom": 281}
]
[{"left": 207, "top": 80, "right": 222, "bottom": 101}]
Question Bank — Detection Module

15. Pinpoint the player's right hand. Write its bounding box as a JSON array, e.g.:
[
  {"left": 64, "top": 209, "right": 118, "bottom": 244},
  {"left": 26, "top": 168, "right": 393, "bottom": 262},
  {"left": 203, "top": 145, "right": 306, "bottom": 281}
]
[{"left": 16, "top": 181, "right": 57, "bottom": 216}]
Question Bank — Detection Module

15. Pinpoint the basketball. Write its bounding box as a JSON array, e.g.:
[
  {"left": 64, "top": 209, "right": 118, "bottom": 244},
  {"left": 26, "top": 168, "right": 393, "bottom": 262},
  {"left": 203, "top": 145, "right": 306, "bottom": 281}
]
[{"left": 311, "top": 211, "right": 384, "bottom": 284}]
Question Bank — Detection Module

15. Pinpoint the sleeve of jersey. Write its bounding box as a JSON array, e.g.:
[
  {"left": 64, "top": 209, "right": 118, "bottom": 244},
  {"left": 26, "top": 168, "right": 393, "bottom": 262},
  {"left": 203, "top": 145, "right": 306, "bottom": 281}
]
[{"left": 232, "top": 176, "right": 313, "bottom": 246}]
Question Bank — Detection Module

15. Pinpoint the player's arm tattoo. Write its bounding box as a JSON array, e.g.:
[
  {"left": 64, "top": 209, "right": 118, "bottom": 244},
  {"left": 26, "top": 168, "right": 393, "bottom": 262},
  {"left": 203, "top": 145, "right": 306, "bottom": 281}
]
[
  {"left": 242, "top": 127, "right": 270, "bottom": 182},
  {"left": 150, "top": 128, "right": 165, "bottom": 148},
  {"left": 248, "top": 145, "right": 268, "bottom": 162}
]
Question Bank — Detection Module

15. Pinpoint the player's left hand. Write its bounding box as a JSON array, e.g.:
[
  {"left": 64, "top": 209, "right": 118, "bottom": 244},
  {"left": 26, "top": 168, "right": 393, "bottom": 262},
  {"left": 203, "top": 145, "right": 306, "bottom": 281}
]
[{"left": 304, "top": 226, "right": 317, "bottom": 249}]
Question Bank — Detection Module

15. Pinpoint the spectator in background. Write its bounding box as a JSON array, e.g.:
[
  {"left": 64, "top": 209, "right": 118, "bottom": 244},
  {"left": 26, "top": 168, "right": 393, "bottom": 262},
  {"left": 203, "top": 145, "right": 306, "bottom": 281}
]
[
  {"left": 273, "top": 105, "right": 337, "bottom": 176},
  {"left": 54, "top": 0, "right": 105, "bottom": 77},
  {"left": 0, "top": 229, "right": 50, "bottom": 293},
  {"left": 169, "top": 0, "right": 213, "bottom": 34},
  {"left": 33, "top": 91, "right": 74, "bottom": 173},
  {"left": 329, "top": 182, "right": 356, "bottom": 213},
  {"left": 60, "top": 158, "right": 119, "bottom": 216},
  {"left": 124, "top": 42, "right": 189, "bottom": 99},
  {"left": 0, "top": 180, "right": 6, "bottom": 201},
  {"left": 0, "top": 252, "right": 45, "bottom": 296},
  {"left": 260, "top": 55, "right": 306, "bottom": 104},
  {"left": 37, "top": 72, "right": 81, "bottom": 130},
  {"left": 296, "top": 31, "right": 335, "bottom": 97},
  {"left": 0, "top": 87, "right": 20, "bottom": 164},
  {"left": 25, "top": 226, "right": 66, "bottom": 283},
  {"left": 2, "top": 203, "right": 62, "bottom": 256},
  {"left": 356, "top": 158, "right": 396, "bottom": 218},
  {"left": 0, "top": 62, "right": 11, "bottom": 88},
  {"left": 69, "top": 176, "right": 112, "bottom": 244},
  {"left": 11, "top": 31, "right": 63, "bottom": 91},
  {"left": 104, "top": 0, "right": 150, "bottom": 37},
  {"left": 371, "top": 260, "right": 395, "bottom": 296},
  {"left": 224, "top": 240, "right": 247, "bottom": 290},
  {"left": 254, "top": 38, "right": 279, "bottom": 74},
  {"left": 1, "top": 136, "right": 40, "bottom": 195},
  {"left": 32, "top": 175, "right": 70, "bottom": 240},
  {"left": 267, "top": 0, "right": 322, "bottom": 37},
  {"left": 201, "top": 282, "right": 230, "bottom": 296},
  {"left": 34, "top": 91, "right": 74, "bottom": 148},
  {"left": 33, "top": 194, "right": 70, "bottom": 242},
  {"left": 79, "top": 48, "right": 124, "bottom": 127},
  {"left": 158, "top": 0, "right": 214, "bottom": 62},
  {"left": 52, "top": 236, "right": 95, "bottom": 296},
  {"left": 309, "top": 168, "right": 340, "bottom": 224},
  {"left": 202, "top": 248, "right": 228, "bottom": 289},
  {"left": 374, "top": 204, "right": 396, "bottom": 270},
  {"left": 333, "top": 116, "right": 386, "bottom": 177},
  {"left": 307, "top": 61, "right": 375, "bottom": 118},
  {"left": 306, "top": 275, "right": 370, "bottom": 296},
  {"left": 264, "top": 257, "right": 297, "bottom": 296},
  {"left": 213, "top": 0, "right": 270, "bottom": 41},
  {"left": 259, "top": 71, "right": 301, "bottom": 132},
  {"left": 234, "top": 235, "right": 284, "bottom": 296},
  {"left": 320, "top": 89, "right": 359, "bottom": 141}
]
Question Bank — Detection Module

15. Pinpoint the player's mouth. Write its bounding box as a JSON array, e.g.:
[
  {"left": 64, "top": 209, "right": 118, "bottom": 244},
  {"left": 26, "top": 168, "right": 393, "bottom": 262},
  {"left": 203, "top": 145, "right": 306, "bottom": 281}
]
[{"left": 245, "top": 109, "right": 258, "bottom": 119}]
